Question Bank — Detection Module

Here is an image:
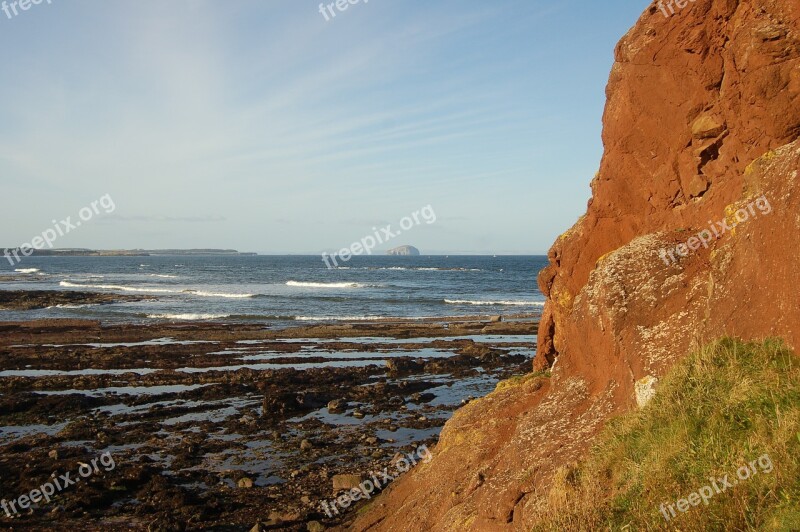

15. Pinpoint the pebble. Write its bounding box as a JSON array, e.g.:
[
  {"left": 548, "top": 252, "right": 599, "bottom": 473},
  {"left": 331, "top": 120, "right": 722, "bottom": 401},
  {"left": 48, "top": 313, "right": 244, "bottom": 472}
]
[{"left": 307, "top": 521, "right": 325, "bottom": 532}]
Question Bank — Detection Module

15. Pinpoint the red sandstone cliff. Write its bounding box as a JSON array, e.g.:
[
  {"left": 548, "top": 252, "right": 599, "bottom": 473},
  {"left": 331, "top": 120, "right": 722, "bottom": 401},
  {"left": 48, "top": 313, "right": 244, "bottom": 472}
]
[{"left": 349, "top": 1, "right": 800, "bottom": 530}]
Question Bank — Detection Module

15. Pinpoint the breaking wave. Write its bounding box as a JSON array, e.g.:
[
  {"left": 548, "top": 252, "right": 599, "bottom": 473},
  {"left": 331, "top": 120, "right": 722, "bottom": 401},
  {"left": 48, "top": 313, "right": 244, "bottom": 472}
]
[
  {"left": 147, "top": 313, "right": 230, "bottom": 320},
  {"left": 444, "top": 299, "right": 544, "bottom": 307},
  {"left": 286, "top": 281, "right": 374, "bottom": 288},
  {"left": 60, "top": 281, "right": 254, "bottom": 298}
]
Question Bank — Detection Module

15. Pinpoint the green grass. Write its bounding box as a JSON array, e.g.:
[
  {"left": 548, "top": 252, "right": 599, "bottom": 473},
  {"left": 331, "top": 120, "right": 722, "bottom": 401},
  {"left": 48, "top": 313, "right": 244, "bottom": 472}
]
[
  {"left": 532, "top": 338, "right": 800, "bottom": 531},
  {"left": 495, "top": 370, "right": 551, "bottom": 391}
]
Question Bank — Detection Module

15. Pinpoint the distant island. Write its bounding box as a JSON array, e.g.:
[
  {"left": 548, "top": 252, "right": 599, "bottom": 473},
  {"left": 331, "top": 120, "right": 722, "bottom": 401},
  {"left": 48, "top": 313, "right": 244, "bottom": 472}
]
[
  {"left": 386, "top": 245, "right": 420, "bottom": 256},
  {"left": 1, "top": 248, "right": 257, "bottom": 257}
]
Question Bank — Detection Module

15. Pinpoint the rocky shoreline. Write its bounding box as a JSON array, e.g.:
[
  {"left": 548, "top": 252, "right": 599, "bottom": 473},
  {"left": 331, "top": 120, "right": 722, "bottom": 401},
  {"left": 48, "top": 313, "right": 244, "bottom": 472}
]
[
  {"left": 0, "top": 309, "right": 536, "bottom": 531},
  {"left": 0, "top": 290, "right": 150, "bottom": 311}
]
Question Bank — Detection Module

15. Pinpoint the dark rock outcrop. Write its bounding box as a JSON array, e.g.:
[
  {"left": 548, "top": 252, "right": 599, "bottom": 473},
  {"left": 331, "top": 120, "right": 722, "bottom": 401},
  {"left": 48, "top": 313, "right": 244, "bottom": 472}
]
[{"left": 0, "top": 290, "right": 148, "bottom": 310}]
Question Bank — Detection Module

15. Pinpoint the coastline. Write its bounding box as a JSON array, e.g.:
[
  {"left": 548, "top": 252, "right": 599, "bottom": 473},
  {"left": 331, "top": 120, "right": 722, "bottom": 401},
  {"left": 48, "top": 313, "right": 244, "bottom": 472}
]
[{"left": 0, "top": 309, "right": 537, "bottom": 530}]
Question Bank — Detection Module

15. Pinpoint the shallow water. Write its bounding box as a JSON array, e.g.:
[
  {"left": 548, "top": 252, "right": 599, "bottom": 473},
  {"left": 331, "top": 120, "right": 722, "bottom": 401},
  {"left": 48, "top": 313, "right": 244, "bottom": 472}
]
[
  {"left": 239, "top": 348, "right": 456, "bottom": 361},
  {"left": 34, "top": 384, "right": 211, "bottom": 396}
]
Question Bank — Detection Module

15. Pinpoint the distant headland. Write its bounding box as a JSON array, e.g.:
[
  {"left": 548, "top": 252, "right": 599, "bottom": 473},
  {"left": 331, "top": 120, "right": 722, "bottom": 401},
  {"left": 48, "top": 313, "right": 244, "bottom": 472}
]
[{"left": 1, "top": 248, "right": 258, "bottom": 257}]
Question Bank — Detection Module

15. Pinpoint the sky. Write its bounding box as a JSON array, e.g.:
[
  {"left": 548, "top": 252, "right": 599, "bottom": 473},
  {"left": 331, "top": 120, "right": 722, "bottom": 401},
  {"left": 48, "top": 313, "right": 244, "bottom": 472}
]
[{"left": 0, "top": 0, "right": 649, "bottom": 255}]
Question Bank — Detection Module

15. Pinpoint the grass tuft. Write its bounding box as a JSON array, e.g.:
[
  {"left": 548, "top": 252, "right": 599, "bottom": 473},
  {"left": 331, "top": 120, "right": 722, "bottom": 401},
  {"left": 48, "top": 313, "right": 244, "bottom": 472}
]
[{"left": 532, "top": 338, "right": 800, "bottom": 531}]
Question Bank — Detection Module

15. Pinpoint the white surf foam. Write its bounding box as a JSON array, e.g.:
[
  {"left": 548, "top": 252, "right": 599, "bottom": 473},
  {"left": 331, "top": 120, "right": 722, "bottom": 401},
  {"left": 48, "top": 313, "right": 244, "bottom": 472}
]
[
  {"left": 295, "top": 315, "right": 387, "bottom": 321},
  {"left": 369, "top": 267, "right": 481, "bottom": 272},
  {"left": 14, "top": 268, "right": 40, "bottom": 274},
  {"left": 444, "top": 299, "right": 545, "bottom": 307},
  {"left": 148, "top": 313, "right": 230, "bottom": 320},
  {"left": 60, "top": 281, "right": 254, "bottom": 298},
  {"left": 187, "top": 290, "right": 254, "bottom": 299},
  {"left": 60, "top": 281, "right": 177, "bottom": 293},
  {"left": 286, "top": 281, "right": 370, "bottom": 288},
  {"left": 294, "top": 315, "right": 434, "bottom": 321}
]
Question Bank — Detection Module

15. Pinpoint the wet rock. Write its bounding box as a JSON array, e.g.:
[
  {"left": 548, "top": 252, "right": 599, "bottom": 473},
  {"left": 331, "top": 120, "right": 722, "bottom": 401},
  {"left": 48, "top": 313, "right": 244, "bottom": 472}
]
[
  {"left": 300, "top": 439, "right": 313, "bottom": 451},
  {"left": 386, "top": 358, "right": 424, "bottom": 373},
  {"left": 0, "top": 314, "right": 537, "bottom": 530},
  {"left": 0, "top": 290, "right": 147, "bottom": 311},
  {"left": 146, "top": 513, "right": 187, "bottom": 532},
  {"left": 409, "top": 392, "right": 435, "bottom": 403},
  {"left": 388, "top": 396, "right": 405, "bottom": 406},
  {"left": 296, "top": 392, "right": 327, "bottom": 409},
  {"left": 327, "top": 398, "right": 347, "bottom": 413},
  {"left": 307, "top": 521, "right": 325, "bottom": 532}
]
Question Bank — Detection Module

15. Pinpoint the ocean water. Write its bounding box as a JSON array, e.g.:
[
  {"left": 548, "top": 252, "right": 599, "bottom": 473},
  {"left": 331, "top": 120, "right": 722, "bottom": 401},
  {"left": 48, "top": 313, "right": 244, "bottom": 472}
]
[{"left": 0, "top": 255, "right": 547, "bottom": 324}]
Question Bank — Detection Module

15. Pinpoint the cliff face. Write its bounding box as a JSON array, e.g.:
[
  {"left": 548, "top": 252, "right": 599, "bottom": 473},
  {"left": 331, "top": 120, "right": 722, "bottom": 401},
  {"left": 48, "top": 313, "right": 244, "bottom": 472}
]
[
  {"left": 535, "top": 0, "right": 800, "bottom": 377},
  {"left": 350, "top": 1, "right": 800, "bottom": 530}
]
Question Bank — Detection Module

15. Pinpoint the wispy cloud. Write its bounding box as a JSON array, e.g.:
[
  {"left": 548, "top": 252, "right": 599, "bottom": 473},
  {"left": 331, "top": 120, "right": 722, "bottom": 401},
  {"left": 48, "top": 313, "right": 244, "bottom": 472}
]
[{"left": 0, "top": 0, "right": 644, "bottom": 253}]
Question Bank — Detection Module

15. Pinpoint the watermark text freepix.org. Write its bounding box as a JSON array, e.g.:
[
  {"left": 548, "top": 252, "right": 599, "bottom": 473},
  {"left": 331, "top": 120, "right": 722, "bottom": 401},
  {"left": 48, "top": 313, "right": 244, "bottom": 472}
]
[
  {"left": 657, "top": 195, "right": 771, "bottom": 266},
  {"left": 321, "top": 205, "right": 436, "bottom": 269},
  {"left": 4, "top": 194, "right": 116, "bottom": 266},
  {"left": 1, "top": 451, "right": 116, "bottom": 517},
  {"left": 318, "top": 0, "right": 368, "bottom": 22},
  {"left": 320, "top": 444, "right": 432, "bottom": 517},
  {"left": 659, "top": 454, "right": 773, "bottom": 522},
  {"left": 2, "top": 0, "right": 53, "bottom": 21},
  {"left": 657, "top": 0, "right": 696, "bottom": 18}
]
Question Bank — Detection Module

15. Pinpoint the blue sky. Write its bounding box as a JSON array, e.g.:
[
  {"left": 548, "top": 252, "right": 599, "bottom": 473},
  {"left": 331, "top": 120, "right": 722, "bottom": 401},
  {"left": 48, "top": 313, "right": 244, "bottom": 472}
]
[{"left": 0, "top": 0, "right": 648, "bottom": 254}]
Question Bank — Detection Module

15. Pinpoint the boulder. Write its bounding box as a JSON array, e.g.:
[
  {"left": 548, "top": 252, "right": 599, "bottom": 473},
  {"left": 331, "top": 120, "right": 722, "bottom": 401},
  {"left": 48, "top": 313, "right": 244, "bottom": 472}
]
[{"left": 327, "top": 399, "right": 347, "bottom": 413}]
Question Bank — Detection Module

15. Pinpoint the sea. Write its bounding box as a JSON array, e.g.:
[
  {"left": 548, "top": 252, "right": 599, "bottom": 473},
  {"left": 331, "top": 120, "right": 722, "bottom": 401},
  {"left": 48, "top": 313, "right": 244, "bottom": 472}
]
[{"left": 0, "top": 255, "right": 548, "bottom": 324}]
